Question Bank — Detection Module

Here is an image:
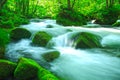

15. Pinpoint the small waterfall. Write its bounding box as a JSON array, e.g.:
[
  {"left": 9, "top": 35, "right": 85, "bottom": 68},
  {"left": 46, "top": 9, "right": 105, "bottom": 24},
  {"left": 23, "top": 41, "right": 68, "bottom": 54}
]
[{"left": 5, "top": 19, "right": 120, "bottom": 80}]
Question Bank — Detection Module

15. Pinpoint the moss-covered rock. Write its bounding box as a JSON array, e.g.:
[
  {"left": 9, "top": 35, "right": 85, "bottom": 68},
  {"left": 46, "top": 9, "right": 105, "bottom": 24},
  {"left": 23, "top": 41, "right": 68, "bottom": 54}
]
[
  {"left": 0, "top": 60, "right": 17, "bottom": 79},
  {"left": 112, "top": 20, "right": 120, "bottom": 26},
  {"left": 10, "top": 28, "right": 31, "bottom": 41},
  {"left": 14, "top": 57, "right": 59, "bottom": 80},
  {"left": 14, "top": 58, "right": 40, "bottom": 80},
  {"left": 41, "top": 74, "right": 59, "bottom": 80},
  {"left": 38, "top": 67, "right": 59, "bottom": 80},
  {"left": 32, "top": 31, "right": 52, "bottom": 47},
  {"left": 75, "top": 32, "right": 102, "bottom": 48},
  {"left": 42, "top": 51, "right": 60, "bottom": 62}
]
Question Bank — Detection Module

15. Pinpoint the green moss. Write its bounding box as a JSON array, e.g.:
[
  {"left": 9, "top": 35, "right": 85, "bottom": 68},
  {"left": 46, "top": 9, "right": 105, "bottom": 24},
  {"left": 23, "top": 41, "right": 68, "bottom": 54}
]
[
  {"left": 112, "top": 22, "right": 120, "bottom": 26},
  {"left": 14, "top": 58, "right": 59, "bottom": 80},
  {"left": 0, "top": 59, "right": 17, "bottom": 79},
  {"left": 0, "top": 47, "right": 5, "bottom": 58},
  {"left": 14, "top": 58, "right": 40, "bottom": 80},
  {"left": 41, "top": 74, "right": 59, "bottom": 80},
  {"left": 10, "top": 28, "right": 31, "bottom": 41},
  {"left": 42, "top": 51, "right": 60, "bottom": 62},
  {"left": 0, "top": 28, "right": 10, "bottom": 47},
  {"left": 32, "top": 31, "right": 52, "bottom": 47},
  {"left": 75, "top": 32, "right": 102, "bottom": 48}
]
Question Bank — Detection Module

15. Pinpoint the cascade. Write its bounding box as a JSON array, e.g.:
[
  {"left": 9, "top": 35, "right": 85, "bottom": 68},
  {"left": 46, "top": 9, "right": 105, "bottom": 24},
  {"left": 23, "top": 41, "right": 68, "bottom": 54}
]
[{"left": 5, "top": 19, "right": 120, "bottom": 80}]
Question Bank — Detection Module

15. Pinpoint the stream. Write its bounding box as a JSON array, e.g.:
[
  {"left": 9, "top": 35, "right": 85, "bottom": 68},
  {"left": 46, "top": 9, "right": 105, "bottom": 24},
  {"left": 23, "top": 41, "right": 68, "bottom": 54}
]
[{"left": 5, "top": 19, "right": 120, "bottom": 80}]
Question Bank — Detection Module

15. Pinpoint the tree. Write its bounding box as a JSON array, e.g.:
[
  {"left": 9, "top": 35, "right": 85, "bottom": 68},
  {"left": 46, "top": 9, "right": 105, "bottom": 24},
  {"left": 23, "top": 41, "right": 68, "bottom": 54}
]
[{"left": 0, "top": 0, "right": 7, "bottom": 9}]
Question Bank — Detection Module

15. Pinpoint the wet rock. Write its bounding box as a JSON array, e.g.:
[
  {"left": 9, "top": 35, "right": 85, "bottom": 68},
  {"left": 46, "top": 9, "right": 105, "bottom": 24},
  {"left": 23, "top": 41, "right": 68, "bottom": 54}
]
[
  {"left": 42, "top": 51, "right": 60, "bottom": 62},
  {"left": 32, "top": 31, "right": 52, "bottom": 47},
  {"left": 14, "top": 57, "right": 59, "bottom": 80},
  {"left": 46, "top": 25, "right": 54, "bottom": 28},
  {"left": 75, "top": 32, "right": 102, "bottom": 49},
  {"left": 112, "top": 20, "right": 120, "bottom": 26},
  {"left": 0, "top": 60, "right": 17, "bottom": 79},
  {"left": 41, "top": 74, "right": 59, "bottom": 80},
  {"left": 10, "top": 28, "right": 31, "bottom": 41},
  {"left": 14, "top": 58, "right": 40, "bottom": 80}
]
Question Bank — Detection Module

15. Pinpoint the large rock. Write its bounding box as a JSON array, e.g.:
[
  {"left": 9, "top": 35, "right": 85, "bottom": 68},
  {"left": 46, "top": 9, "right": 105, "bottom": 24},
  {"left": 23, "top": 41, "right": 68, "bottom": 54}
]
[
  {"left": 10, "top": 28, "right": 31, "bottom": 41},
  {"left": 14, "top": 57, "right": 59, "bottom": 80},
  {"left": 42, "top": 51, "right": 60, "bottom": 62},
  {"left": 0, "top": 60, "right": 17, "bottom": 79},
  {"left": 14, "top": 58, "right": 40, "bottom": 80},
  {"left": 75, "top": 32, "right": 102, "bottom": 48},
  {"left": 32, "top": 31, "right": 52, "bottom": 47},
  {"left": 112, "top": 20, "right": 120, "bottom": 26}
]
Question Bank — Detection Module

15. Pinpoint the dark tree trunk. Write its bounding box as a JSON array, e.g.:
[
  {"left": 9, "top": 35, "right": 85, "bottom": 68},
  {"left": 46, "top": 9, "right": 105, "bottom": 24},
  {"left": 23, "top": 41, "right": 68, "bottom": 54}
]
[
  {"left": 106, "top": 0, "right": 109, "bottom": 8},
  {"left": 0, "top": 0, "right": 7, "bottom": 9},
  {"left": 71, "top": 0, "right": 76, "bottom": 9},
  {"left": 67, "top": 0, "right": 71, "bottom": 9}
]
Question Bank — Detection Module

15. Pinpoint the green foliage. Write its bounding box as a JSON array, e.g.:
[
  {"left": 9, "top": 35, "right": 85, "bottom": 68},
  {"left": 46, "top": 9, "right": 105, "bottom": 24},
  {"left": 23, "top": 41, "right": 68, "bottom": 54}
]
[
  {"left": 57, "top": 8, "right": 86, "bottom": 26},
  {"left": 0, "top": 8, "right": 29, "bottom": 28},
  {"left": 0, "top": 28, "right": 10, "bottom": 47},
  {"left": 32, "top": 31, "right": 52, "bottom": 47},
  {"left": 10, "top": 28, "right": 31, "bottom": 41},
  {"left": 0, "top": 59, "right": 17, "bottom": 79},
  {"left": 94, "top": 5, "right": 120, "bottom": 25},
  {"left": 42, "top": 51, "right": 60, "bottom": 62}
]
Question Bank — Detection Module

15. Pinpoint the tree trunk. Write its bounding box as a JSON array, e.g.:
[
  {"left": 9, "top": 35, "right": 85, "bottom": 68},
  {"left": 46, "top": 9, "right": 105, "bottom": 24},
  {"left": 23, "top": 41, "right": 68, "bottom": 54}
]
[
  {"left": 106, "top": 0, "right": 109, "bottom": 8},
  {"left": 0, "top": 0, "right": 7, "bottom": 9},
  {"left": 67, "top": 0, "right": 71, "bottom": 9},
  {"left": 71, "top": 0, "right": 76, "bottom": 9}
]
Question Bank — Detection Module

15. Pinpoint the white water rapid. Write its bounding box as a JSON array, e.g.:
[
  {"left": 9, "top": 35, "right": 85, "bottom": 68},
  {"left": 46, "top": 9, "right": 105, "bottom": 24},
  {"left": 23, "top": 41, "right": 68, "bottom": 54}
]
[{"left": 5, "top": 19, "right": 120, "bottom": 80}]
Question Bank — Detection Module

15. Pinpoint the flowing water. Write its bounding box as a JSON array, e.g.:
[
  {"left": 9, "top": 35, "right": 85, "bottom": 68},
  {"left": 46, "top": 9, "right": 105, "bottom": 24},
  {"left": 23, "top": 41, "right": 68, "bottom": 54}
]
[{"left": 5, "top": 19, "right": 120, "bottom": 80}]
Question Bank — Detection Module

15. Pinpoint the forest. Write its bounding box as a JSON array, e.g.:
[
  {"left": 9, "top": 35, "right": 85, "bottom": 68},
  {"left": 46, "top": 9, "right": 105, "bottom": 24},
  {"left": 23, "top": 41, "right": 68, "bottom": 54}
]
[{"left": 0, "top": 0, "right": 120, "bottom": 80}]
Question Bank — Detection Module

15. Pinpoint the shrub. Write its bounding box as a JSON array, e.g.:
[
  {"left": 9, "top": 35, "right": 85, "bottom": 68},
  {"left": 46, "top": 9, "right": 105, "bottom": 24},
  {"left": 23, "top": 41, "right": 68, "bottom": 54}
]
[
  {"left": 56, "top": 8, "right": 86, "bottom": 26},
  {"left": 0, "top": 28, "right": 9, "bottom": 47}
]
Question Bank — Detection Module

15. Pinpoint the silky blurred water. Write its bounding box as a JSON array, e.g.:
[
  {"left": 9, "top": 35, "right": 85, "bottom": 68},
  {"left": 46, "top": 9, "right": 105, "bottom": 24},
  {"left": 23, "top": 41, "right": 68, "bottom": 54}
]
[{"left": 5, "top": 19, "right": 120, "bottom": 80}]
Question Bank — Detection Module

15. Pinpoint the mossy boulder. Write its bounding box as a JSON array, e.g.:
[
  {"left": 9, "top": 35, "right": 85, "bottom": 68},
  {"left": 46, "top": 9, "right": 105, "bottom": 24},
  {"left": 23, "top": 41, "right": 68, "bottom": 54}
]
[
  {"left": 38, "top": 67, "right": 59, "bottom": 80},
  {"left": 14, "top": 57, "right": 59, "bottom": 80},
  {"left": 42, "top": 51, "right": 60, "bottom": 62},
  {"left": 14, "top": 57, "right": 40, "bottom": 80},
  {"left": 75, "top": 32, "right": 102, "bottom": 49},
  {"left": 10, "top": 28, "right": 31, "bottom": 41},
  {"left": 112, "top": 20, "right": 120, "bottom": 26},
  {"left": 41, "top": 74, "right": 59, "bottom": 80},
  {"left": 0, "top": 60, "right": 17, "bottom": 79},
  {"left": 32, "top": 31, "right": 52, "bottom": 47}
]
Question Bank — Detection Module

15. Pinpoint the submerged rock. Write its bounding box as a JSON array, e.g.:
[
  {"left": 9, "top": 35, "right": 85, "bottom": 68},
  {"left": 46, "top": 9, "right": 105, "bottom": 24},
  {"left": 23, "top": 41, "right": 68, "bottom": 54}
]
[
  {"left": 42, "top": 51, "right": 60, "bottom": 62},
  {"left": 0, "top": 60, "right": 17, "bottom": 79},
  {"left": 10, "top": 28, "right": 31, "bottom": 41},
  {"left": 32, "top": 31, "right": 52, "bottom": 47},
  {"left": 46, "top": 25, "right": 54, "bottom": 28},
  {"left": 75, "top": 32, "right": 102, "bottom": 48}
]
